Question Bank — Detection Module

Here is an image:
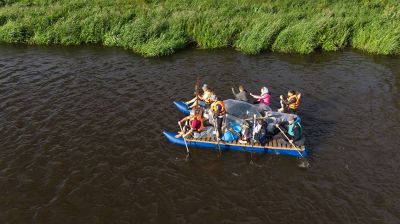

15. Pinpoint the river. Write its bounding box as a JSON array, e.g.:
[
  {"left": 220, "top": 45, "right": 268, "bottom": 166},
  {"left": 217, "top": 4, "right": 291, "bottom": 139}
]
[{"left": 1, "top": 45, "right": 399, "bottom": 223}]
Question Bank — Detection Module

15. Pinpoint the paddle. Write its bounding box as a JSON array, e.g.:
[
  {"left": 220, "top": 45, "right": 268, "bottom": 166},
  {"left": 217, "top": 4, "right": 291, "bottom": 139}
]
[
  {"left": 275, "top": 125, "right": 309, "bottom": 167},
  {"left": 195, "top": 76, "right": 200, "bottom": 110},
  {"left": 250, "top": 114, "right": 256, "bottom": 165},
  {"left": 178, "top": 122, "right": 190, "bottom": 157},
  {"left": 212, "top": 115, "right": 222, "bottom": 157},
  {"left": 279, "top": 96, "right": 284, "bottom": 113}
]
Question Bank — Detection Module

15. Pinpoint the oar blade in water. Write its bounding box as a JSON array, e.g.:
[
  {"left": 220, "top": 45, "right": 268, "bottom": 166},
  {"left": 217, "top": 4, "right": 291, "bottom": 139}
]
[{"left": 297, "top": 158, "right": 310, "bottom": 168}]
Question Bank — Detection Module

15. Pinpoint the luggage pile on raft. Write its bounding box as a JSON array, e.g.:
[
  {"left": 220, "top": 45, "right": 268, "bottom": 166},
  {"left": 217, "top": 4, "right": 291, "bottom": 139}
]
[{"left": 163, "top": 84, "right": 308, "bottom": 158}]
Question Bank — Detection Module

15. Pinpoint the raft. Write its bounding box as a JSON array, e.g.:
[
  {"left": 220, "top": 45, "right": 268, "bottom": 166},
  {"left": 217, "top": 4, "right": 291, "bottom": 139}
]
[
  {"left": 163, "top": 131, "right": 308, "bottom": 158},
  {"left": 173, "top": 101, "right": 191, "bottom": 115}
]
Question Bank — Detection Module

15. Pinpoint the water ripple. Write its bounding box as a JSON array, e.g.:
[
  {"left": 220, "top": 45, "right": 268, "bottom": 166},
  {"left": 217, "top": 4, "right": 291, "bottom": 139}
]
[{"left": 0, "top": 45, "right": 399, "bottom": 223}]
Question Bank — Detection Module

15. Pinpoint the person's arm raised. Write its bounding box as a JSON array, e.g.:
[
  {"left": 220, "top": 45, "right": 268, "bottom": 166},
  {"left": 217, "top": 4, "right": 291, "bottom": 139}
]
[
  {"left": 250, "top": 93, "right": 261, "bottom": 99},
  {"left": 232, "top": 87, "right": 238, "bottom": 96}
]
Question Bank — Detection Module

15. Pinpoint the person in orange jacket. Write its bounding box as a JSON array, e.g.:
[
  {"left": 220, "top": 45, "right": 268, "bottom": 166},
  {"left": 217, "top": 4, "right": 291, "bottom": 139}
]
[{"left": 278, "top": 90, "right": 301, "bottom": 114}]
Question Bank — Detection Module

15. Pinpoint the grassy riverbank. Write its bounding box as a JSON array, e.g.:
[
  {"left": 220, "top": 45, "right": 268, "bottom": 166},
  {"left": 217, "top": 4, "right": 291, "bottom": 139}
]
[{"left": 1, "top": 0, "right": 399, "bottom": 56}]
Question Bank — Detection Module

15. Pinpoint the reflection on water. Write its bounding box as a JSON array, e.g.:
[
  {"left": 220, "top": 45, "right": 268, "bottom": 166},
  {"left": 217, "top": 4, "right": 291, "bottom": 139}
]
[{"left": 0, "top": 45, "right": 399, "bottom": 223}]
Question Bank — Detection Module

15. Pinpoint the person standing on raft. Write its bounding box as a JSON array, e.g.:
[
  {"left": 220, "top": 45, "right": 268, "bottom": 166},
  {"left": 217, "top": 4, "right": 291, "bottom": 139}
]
[
  {"left": 250, "top": 87, "right": 271, "bottom": 115},
  {"left": 186, "top": 84, "right": 216, "bottom": 109},
  {"left": 231, "top": 85, "right": 248, "bottom": 102},
  {"left": 273, "top": 115, "right": 305, "bottom": 146},
  {"left": 210, "top": 98, "right": 226, "bottom": 140},
  {"left": 278, "top": 90, "right": 301, "bottom": 114},
  {"left": 175, "top": 110, "right": 204, "bottom": 139}
]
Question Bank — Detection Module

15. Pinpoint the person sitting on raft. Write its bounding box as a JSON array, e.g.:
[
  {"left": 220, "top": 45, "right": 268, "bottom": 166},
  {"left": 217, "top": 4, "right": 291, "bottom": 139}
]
[
  {"left": 186, "top": 84, "right": 216, "bottom": 109},
  {"left": 253, "top": 118, "right": 268, "bottom": 144},
  {"left": 238, "top": 121, "right": 251, "bottom": 144},
  {"left": 175, "top": 110, "right": 204, "bottom": 139},
  {"left": 231, "top": 85, "right": 248, "bottom": 102},
  {"left": 278, "top": 90, "right": 301, "bottom": 114},
  {"left": 273, "top": 115, "right": 305, "bottom": 146},
  {"left": 210, "top": 98, "right": 226, "bottom": 140},
  {"left": 250, "top": 87, "right": 271, "bottom": 115}
]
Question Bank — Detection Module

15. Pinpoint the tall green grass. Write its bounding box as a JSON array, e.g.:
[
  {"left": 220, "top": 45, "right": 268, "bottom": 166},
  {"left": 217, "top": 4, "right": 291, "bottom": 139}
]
[{"left": 0, "top": 0, "right": 400, "bottom": 56}]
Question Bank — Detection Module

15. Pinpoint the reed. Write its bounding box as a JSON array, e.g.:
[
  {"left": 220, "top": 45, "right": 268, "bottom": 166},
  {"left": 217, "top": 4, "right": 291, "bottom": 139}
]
[{"left": 0, "top": 0, "right": 399, "bottom": 56}]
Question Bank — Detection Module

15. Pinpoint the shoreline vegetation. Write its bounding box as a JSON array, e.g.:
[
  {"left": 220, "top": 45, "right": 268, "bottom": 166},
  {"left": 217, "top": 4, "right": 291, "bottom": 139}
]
[{"left": 0, "top": 0, "right": 399, "bottom": 57}]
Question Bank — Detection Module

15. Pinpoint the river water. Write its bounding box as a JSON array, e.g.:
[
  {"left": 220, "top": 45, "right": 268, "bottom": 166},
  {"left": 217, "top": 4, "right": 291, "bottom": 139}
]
[{"left": 0, "top": 45, "right": 399, "bottom": 224}]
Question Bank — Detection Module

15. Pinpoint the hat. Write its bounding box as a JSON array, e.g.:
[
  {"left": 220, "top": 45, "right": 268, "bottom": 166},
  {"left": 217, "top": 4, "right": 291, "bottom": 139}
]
[
  {"left": 202, "top": 84, "right": 208, "bottom": 89},
  {"left": 261, "top": 87, "right": 269, "bottom": 95}
]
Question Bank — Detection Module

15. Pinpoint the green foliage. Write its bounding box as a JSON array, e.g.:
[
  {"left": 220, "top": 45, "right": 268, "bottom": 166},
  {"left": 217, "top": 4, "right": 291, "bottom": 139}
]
[
  {"left": 0, "top": 0, "right": 400, "bottom": 56},
  {"left": 317, "top": 17, "right": 353, "bottom": 51},
  {"left": 272, "top": 20, "right": 320, "bottom": 54},
  {"left": 0, "top": 0, "right": 18, "bottom": 7},
  {"left": 235, "top": 15, "right": 287, "bottom": 54},
  {"left": 186, "top": 11, "right": 244, "bottom": 49},
  {"left": 0, "top": 20, "right": 32, "bottom": 43},
  {"left": 79, "top": 10, "right": 110, "bottom": 44},
  {"left": 352, "top": 20, "right": 400, "bottom": 55}
]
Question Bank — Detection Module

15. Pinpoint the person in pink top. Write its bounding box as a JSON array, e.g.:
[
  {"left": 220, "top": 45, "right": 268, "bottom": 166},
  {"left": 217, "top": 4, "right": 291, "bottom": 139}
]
[{"left": 250, "top": 87, "right": 272, "bottom": 115}]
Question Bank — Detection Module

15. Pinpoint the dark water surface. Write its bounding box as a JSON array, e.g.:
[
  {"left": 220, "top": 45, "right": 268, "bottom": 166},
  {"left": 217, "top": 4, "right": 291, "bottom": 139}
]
[{"left": 1, "top": 45, "right": 399, "bottom": 224}]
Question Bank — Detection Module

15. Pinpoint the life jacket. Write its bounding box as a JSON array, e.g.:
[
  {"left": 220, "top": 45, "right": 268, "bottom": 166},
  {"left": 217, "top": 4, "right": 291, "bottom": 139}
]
[
  {"left": 211, "top": 101, "right": 226, "bottom": 115},
  {"left": 288, "top": 121, "right": 302, "bottom": 137},
  {"left": 287, "top": 95, "right": 300, "bottom": 110},
  {"left": 190, "top": 114, "right": 204, "bottom": 132}
]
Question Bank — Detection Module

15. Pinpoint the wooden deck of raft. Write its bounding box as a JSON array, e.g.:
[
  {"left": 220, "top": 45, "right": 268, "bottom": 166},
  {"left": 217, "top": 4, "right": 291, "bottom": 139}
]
[{"left": 185, "top": 136, "right": 305, "bottom": 151}]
